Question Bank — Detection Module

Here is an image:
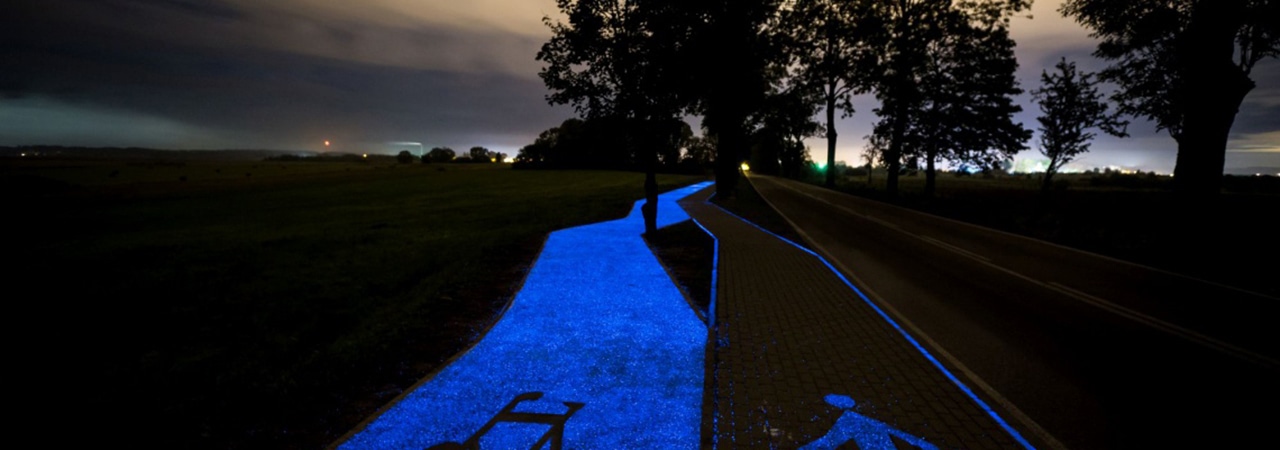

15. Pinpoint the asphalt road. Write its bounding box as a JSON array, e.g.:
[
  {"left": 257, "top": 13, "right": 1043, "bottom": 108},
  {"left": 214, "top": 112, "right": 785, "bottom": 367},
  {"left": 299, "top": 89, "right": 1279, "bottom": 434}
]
[{"left": 749, "top": 174, "right": 1279, "bottom": 450}]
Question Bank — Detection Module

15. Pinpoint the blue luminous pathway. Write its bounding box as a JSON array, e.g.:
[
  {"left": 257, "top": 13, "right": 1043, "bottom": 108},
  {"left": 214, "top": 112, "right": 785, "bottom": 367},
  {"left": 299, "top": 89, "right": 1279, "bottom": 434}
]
[{"left": 340, "top": 181, "right": 714, "bottom": 449}]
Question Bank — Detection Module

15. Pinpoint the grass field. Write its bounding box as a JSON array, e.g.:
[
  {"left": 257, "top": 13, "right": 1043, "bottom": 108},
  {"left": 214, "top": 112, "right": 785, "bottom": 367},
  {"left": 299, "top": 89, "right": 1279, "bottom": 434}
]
[{"left": 2, "top": 159, "right": 705, "bottom": 449}]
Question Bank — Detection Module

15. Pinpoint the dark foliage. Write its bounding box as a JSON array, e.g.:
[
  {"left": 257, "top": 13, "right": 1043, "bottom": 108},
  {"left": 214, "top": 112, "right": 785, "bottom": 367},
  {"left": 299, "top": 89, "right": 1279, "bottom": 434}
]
[
  {"left": 396, "top": 150, "right": 414, "bottom": 164},
  {"left": 867, "top": 0, "right": 1031, "bottom": 197},
  {"left": 514, "top": 117, "right": 692, "bottom": 172},
  {"left": 1061, "top": 0, "right": 1280, "bottom": 194},
  {"left": 1032, "top": 58, "right": 1129, "bottom": 192},
  {"left": 778, "top": 0, "right": 881, "bottom": 187},
  {"left": 425, "top": 147, "right": 456, "bottom": 163}
]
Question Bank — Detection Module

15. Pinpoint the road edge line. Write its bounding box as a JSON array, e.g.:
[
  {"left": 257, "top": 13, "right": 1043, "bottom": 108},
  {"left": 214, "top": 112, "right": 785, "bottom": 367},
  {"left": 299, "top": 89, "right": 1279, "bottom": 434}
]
[
  {"left": 769, "top": 176, "right": 1279, "bottom": 370},
  {"left": 772, "top": 176, "right": 1277, "bottom": 301},
  {"left": 746, "top": 174, "right": 1068, "bottom": 450}
]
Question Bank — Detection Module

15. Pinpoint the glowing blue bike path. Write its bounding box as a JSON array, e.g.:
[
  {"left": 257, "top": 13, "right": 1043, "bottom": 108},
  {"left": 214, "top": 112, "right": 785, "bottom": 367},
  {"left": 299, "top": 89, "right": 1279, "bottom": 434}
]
[{"left": 340, "top": 181, "right": 714, "bottom": 449}]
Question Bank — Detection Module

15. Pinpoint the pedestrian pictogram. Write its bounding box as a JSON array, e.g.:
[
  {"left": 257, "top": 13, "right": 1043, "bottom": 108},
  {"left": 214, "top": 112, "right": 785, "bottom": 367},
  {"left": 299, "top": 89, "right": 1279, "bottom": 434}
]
[{"left": 800, "top": 394, "right": 938, "bottom": 450}]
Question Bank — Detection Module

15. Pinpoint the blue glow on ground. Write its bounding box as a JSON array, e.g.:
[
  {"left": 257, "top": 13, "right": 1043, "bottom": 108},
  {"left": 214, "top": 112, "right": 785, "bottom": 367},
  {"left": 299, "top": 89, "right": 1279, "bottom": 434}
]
[
  {"left": 800, "top": 394, "right": 938, "bottom": 450},
  {"left": 688, "top": 217, "right": 721, "bottom": 446},
  {"left": 340, "top": 181, "right": 713, "bottom": 449},
  {"left": 705, "top": 200, "right": 1036, "bottom": 450},
  {"left": 691, "top": 218, "right": 719, "bottom": 329}
]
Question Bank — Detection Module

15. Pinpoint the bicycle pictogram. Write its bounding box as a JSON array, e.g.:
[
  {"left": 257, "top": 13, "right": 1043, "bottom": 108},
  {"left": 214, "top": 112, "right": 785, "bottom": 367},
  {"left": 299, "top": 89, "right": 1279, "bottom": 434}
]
[{"left": 429, "top": 392, "right": 585, "bottom": 450}]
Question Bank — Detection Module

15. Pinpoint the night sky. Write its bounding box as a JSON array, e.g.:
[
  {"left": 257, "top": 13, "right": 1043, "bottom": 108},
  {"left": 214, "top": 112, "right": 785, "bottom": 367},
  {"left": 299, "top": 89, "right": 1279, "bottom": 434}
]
[{"left": 3, "top": 0, "right": 1278, "bottom": 173}]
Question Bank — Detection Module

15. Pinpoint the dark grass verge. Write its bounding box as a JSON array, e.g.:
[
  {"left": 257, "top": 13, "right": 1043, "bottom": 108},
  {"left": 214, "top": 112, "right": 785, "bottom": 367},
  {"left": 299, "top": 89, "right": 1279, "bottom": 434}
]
[
  {"left": 644, "top": 176, "right": 809, "bottom": 320},
  {"left": 710, "top": 176, "right": 809, "bottom": 247},
  {"left": 2, "top": 162, "right": 705, "bottom": 449},
  {"left": 644, "top": 220, "right": 714, "bottom": 322}
]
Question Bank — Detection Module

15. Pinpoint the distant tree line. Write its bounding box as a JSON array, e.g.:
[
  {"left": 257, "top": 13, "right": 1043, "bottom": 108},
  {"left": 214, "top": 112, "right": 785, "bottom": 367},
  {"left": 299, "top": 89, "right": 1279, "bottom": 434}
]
[
  {"left": 264, "top": 147, "right": 508, "bottom": 165},
  {"left": 513, "top": 117, "right": 709, "bottom": 173},
  {"left": 406, "top": 146, "right": 507, "bottom": 164}
]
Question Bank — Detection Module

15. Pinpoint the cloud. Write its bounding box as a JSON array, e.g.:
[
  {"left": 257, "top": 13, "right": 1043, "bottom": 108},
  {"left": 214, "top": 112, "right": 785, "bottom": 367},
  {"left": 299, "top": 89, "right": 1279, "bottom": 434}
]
[
  {"left": 3, "top": 0, "right": 558, "bottom": 79},
  {"left": 0, "top": 97, "right": 236, "bottom": 148},
  {"left": 211, "top": 4, "right": 554, "bottom": 78},
  {"left": 235, "top": 0, "right": 561, "bottom": 38},
  {"left": 0, "top": 0, "right": 574, "bottom": 151},
  {"left": 1229, "top": 131, "right": 1280, "bottom": 153}
]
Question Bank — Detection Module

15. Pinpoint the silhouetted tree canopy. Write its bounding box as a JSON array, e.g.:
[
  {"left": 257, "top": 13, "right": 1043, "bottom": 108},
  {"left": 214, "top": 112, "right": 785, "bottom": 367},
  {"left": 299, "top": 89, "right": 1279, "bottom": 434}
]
[
  {"left": 514, "top": 117, "right": 694, "bottom": 172},
  {"left": 916, "top": 17, "right": 1030, "bottom": 196},
  {"left": 538, "top": 0, "right": 707, "bottom": 233},
  {"left": 425, "top": 147, "right": 455, "bottom": 163},
  {"left": 868, "top": 0, "right": 1030, "bottom": 197},
  {"left": 750, "top": 87, "right": 822, "bottom": 178},
  {"left": 1032, "top": 58, "right": 1129, "bottom": 192},
  {"left": 395, "top": 150, "right": 414, "bottom": 164},
  {"left": 779, "top": 0, "right": 882, "bottom": 187},
  {"left": 468, "top": 146, "right": 491, "bottom": 163},
  {"left": 687, "top": 0, "right": 786, "bottom": 197},
  {"left": 681, "top": 134, "right": 717, "bottom": 172},
  {"left": 1061, "top": 0, "right": 1280, "bottom": 195}
]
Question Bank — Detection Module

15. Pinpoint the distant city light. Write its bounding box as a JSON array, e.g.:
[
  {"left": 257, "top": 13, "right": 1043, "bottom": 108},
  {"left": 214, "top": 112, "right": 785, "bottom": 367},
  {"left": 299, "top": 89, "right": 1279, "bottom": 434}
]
[{"left": 362, "top": 153, "right": 367, "bottom": 158}]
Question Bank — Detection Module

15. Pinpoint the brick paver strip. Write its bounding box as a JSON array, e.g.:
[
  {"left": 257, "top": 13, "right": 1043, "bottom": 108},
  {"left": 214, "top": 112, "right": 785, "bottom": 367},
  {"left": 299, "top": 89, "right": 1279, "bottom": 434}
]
[{"left": 680, "top": 186, "right": 1028, "bottom": 449}]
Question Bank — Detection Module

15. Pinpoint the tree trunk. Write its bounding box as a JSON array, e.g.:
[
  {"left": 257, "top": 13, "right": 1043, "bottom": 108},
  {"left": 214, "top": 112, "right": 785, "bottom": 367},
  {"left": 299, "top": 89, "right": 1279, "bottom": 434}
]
[
  {"left": 1041, "top": 167, "right": 1055, "bottom": 193},
  {"left": 715, "top": 123, "right": 743, "bottom": 198},
  {"left": 825, "top": 90, "right": 838, "bottom": 188},
  {"left": 886, "top": 101, "right": 906, "bottom": 197},
  {"left": 1172, "top": 77, "right": 1253, "bottom": 196},
  {"left": 924, "top": 148, "right": 936, "bottom": 197},
  {"left": 1041, "top": 153, "right": 1061, "bottom": 193},
  {"left": 1173, "top": 0, "right": 1254, "bottom": 196},
  {"left": 884, "top": 15, "right": 914, "bottom": 199},
  {"left": 643, "top": 164, "right": 658, "bottom": 234},
  {"left": 642, "top": 125, "right": 659, "bottom": 234}
]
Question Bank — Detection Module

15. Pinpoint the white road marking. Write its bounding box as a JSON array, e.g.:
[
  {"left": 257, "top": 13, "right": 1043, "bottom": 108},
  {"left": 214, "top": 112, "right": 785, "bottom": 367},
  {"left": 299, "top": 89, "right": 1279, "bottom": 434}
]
[
  {"left": 762, "top": 176, "right": 1280, "bottom": 371},
  {"left": 919, "top": 235, "right": 991, "bottom": 262},
  {"left": 748, "top": 175, "right": 1069, "bottom": 450}
]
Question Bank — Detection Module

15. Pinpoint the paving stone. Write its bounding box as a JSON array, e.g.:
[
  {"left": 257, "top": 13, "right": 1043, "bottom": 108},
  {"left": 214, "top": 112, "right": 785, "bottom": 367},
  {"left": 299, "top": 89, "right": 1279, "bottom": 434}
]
[{"left": 680, "top": 188, "right": 1030, "bottom": 449}]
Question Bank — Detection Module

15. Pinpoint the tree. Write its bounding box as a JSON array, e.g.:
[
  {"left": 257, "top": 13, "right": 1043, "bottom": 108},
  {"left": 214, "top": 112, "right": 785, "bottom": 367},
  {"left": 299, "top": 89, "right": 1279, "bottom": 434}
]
[
  {"left": 780, "top": 0, "right": 881, "bottom": 187},
  {"left": 860, "top": 145, "right": 880, "bottom": 184},
  {"left": 538, "top": 0, "right": 693, "bottom": 233},
  {"left": 513, "top": 117, "right": 637, "bottom": 169},
  {"left": 396, "top": 150, "right": 414, "bottom": 164},
  {"left": 868, "top": 0, "right": 1031, "bottom": 197},
  {"left": 1061, "top": 0, "right": 1280, "bottom": 195},
  {"left": 681, "top": 133, "right": 717, "bottom": 172},
  {"left": 470, "top": 146, "right": 492, "bottom": 163},
  {"left": 914, "top": 18, "right": 1029, "bottom": 197},
  {"left": 751, "top": 87, "right": 822, "bottom": 178},
  {"left": 426, "top": 147, "right": 455, "bottom": 163},
  {"left": 687, "top": 0, "right": 786, "bottom": 197},
  {"left": 1031, "top": 58, "right": 1129, "bottom": 192}
]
